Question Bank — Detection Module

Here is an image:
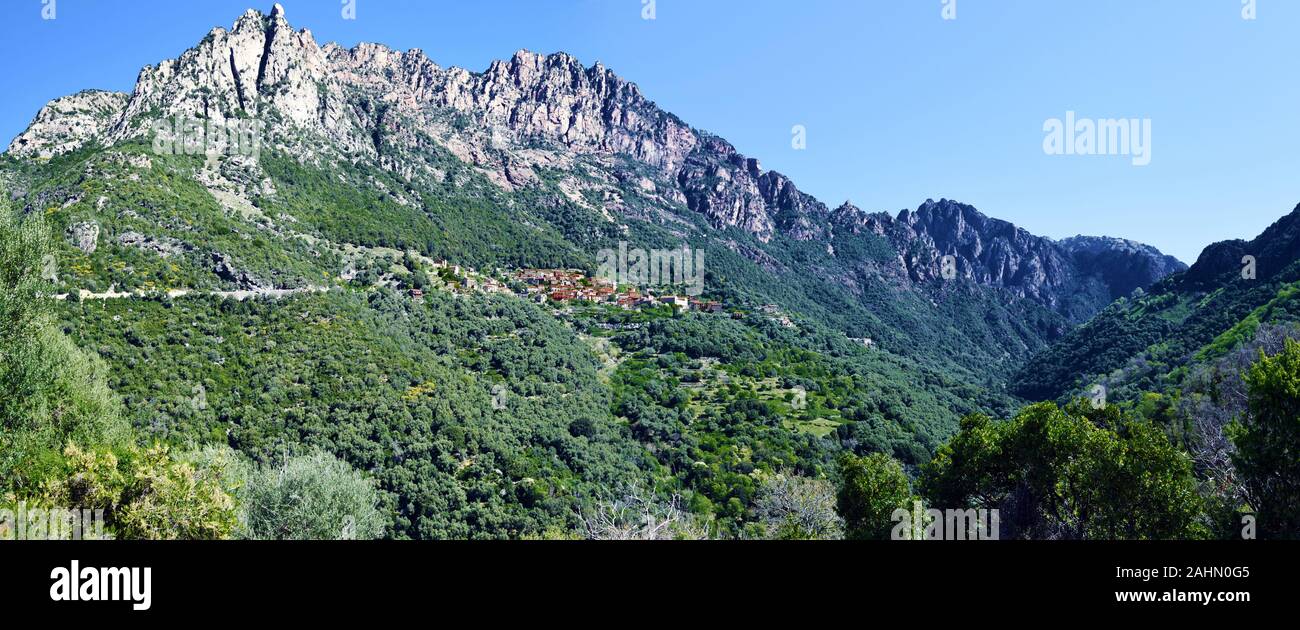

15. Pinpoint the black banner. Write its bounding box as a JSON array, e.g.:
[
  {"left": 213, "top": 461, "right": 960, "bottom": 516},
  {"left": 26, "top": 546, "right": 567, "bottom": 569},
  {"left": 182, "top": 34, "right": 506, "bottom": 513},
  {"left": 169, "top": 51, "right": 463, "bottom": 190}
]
[{"left": 1, "top": 541, "right": 1291, "bottom": 620}]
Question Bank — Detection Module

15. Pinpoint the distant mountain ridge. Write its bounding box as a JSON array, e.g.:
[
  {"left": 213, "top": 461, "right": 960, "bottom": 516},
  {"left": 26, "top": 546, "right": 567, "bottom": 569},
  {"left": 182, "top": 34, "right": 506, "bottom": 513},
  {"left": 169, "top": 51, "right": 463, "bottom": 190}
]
[
  {"left": 828, "top": 199, "right": 1186, "bottom": 321},
  {"left": 1180, "top": 205, "right": 1300, "bottom": 288}
]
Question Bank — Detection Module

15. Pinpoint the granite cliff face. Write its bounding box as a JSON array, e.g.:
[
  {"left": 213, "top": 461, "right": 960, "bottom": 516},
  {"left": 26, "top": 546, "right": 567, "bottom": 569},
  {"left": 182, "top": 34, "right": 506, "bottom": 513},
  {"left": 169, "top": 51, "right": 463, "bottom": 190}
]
[
  {"left": 8, "top": 90, "right": 129, "bottom": 158},
  {"left": 8, "top": 6, "right": 758, "bottom": 233},
  {"left": 875, "top": 199, "right": 1073, "bottom": 294},
  {"left": 6, "top": 5, "right": 1183, "bottom": 321},
  {"left": 825, "top": 199, "right": 1187, "bottom": 320}
]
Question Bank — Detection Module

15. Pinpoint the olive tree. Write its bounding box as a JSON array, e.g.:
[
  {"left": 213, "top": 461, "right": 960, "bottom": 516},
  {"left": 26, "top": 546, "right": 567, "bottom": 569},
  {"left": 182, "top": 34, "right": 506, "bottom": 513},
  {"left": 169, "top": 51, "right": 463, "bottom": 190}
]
[{"left": 242, "top": 451, "right": 386, "bottom": 540}]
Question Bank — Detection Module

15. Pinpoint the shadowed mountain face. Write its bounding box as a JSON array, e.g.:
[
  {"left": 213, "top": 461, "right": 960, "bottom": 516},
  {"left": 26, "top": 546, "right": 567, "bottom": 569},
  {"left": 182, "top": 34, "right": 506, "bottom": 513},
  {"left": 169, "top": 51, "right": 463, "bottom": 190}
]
[
  {"left": 828, "top": 199, "right": 1186, "bottom": 322},
  {"left": 1179, "top": 205, "right": 1300, "bottom": 288},
  {"left": 1057, "top": 235, "right": 1188, "bottom": 300}
]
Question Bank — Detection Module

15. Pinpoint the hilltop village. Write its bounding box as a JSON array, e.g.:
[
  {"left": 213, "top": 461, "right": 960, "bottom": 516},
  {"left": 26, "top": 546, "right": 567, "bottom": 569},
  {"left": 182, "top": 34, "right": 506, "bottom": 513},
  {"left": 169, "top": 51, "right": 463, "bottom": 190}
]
[
  {"left": 510, "top": 268, "right": 723, "bottom": 313},
  {"left": 398, "top": 257, "right": 723, "bottom": 314}
]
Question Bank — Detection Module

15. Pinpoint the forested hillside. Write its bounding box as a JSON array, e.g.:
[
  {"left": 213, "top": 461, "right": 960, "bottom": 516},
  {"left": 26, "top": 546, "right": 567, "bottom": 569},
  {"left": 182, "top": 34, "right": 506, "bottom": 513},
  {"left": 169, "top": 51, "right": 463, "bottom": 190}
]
[
  {"left": 8, "top": 5, "right": 1291, "bottom": 541},
  {"left": 1007, "top": 206, "right": 1300, "bottom": 539},
  {"left": 1014, "top": 205, "right": 1300, "bottom": 404}
]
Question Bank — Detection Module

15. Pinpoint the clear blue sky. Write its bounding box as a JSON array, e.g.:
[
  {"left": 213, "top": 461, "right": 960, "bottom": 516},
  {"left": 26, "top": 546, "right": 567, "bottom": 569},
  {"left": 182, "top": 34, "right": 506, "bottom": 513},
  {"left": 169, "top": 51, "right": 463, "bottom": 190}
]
[{"left": 4, "top": 0, "right": 1298, "bottom": 263}]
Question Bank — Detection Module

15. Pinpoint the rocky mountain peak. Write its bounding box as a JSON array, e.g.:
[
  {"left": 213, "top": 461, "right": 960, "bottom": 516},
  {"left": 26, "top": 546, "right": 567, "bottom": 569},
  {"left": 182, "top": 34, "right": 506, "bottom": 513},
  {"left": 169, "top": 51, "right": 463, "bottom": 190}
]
[
  {"left": 904, "top": 199, "right": 1035, "bottom": 248},
  {"left": 1058, "top": 235, "right": 1187, "bottom": 299},
  {"left": 829, "top": 201, "right": 863, "bottom": 225},
  {"left": 4, "top": 5, "right": 1186, "bottom": 324},
  {"left": 889, "top": 199, "right": 1068, "bottom": 297}
]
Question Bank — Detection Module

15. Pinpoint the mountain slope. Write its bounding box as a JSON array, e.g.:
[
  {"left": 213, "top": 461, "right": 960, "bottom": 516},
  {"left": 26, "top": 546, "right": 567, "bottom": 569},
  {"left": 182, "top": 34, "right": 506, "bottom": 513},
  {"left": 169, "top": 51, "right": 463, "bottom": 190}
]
[{"left": 1013, "top": 204, "right": 1300, "bottom": 403}]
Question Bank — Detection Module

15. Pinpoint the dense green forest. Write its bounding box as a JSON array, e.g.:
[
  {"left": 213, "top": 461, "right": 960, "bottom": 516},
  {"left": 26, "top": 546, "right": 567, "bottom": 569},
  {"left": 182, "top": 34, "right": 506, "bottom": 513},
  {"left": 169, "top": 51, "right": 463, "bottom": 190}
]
[
  {"left": 1014, "top": 207, "right": 1300, "bottom": 405},
  {"left": 1, "top": 212, "right": 386, "bottom": 539},
  {"left": 45, "top": 268, "right": 992, "bottom": 538},
  {"left": 3, "top": 130, "right": 1035, "bottom": 538},
  {"left": 6, "top": 200, "right": 1299, "bottom": 539}
]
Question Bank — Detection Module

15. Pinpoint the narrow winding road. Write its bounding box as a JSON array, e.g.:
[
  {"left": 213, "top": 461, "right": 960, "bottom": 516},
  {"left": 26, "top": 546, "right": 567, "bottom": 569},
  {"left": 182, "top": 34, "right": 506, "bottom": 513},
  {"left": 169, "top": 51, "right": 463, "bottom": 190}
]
[{"left": 53, "top": 285, "right": 332, "bottom": 302}]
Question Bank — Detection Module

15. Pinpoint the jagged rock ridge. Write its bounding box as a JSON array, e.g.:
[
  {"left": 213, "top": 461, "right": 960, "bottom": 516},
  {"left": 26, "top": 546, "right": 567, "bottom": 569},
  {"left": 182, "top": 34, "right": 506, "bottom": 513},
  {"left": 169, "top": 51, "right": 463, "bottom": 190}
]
[
  {"left": 6, "top": 4, "right": 1184, "bottom": 319},
  {"left": 827, "top": 199, "right": 1187, "bottom": 320}
]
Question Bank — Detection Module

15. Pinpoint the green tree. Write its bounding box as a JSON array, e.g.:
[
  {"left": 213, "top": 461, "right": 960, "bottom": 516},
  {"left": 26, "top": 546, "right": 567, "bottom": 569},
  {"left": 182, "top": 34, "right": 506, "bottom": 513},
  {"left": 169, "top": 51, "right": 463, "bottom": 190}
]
[
  {"left": 1230, "top": 339, "right": 1300, "bottom": 538},
  {"left": 0, "top": 213, "right": 129, "bottom": 491},
  {"left": 921, "top": 403, "right": 1207, "bottom": 540},
  {"left": 242, "top": 451, "right": 385, "bottom": 540},
  {"left": 836, "top": 453, "right": 912, "bottom": 540}
]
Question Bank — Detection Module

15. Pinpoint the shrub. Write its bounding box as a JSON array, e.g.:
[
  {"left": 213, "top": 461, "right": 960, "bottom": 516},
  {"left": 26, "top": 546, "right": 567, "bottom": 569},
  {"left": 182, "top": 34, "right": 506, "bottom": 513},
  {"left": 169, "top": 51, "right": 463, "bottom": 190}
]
[
  {"left": 241, "top": 451, "right": 385, "bottom": 540},
  {"left": 39, "top": 443, "right": 239, "bottom": 540}
]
